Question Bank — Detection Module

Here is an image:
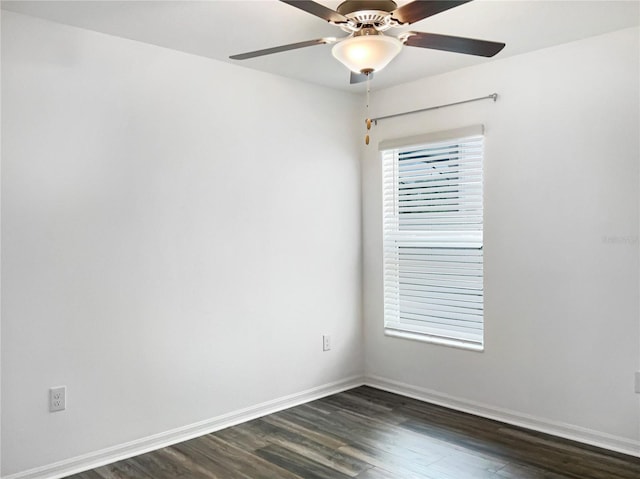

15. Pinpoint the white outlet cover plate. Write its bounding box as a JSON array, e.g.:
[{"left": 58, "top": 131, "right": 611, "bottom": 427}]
[
  {"left": 50, "top": 386, "right": 66, "bottom": 412},
  {"left": 635, "top": 372, "right": 640, "bottom": 394}
]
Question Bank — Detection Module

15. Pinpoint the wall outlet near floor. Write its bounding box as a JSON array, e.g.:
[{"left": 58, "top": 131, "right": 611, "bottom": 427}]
[
  {"left": 49, "top": 386, "right": 66, "bottom": 412},
  {"left": 635, "top": 372, "right": 640, "bottom": 394},
  {"left": 322, "top": 335, "right": 331, "bottom": 352}
]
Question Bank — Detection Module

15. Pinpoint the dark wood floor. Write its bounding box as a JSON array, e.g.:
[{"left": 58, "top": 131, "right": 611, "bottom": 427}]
[{"left": 69, "top": 386, "right": 640, "bottom": 479}]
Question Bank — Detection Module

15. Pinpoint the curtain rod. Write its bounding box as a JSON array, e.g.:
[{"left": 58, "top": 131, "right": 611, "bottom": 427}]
[{"left": 372, "top": 93, "right": 498, "bottom": 124}]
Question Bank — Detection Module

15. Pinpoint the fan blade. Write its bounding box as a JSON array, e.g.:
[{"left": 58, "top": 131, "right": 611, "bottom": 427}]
[
  {"left": 350, "top": 71, "right": 375, "bottom": 84},
  {"left": 230, "top": 38, "right": 337, "bottom": 60},
  {"left": 403, "top": 32, "right": 505, "bottom": 57},
  {"left": 391, "top": 1, "right": 472, "bottom": 25},
  {"left": 280, "top": 0, "right": 349, "bottom": 24}
]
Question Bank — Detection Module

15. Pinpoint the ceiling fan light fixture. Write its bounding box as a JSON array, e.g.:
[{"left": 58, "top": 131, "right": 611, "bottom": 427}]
[{"left": 331, "top": 34, "right": 402, "bottom": 74}]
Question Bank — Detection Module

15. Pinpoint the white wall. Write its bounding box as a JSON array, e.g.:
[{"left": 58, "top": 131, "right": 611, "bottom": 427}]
[
  {"left": 1, "top": 11, "right": 363, "bottom": 476},
  {"left": 362, "top": 26, "right": 640, "bottom": 452}
]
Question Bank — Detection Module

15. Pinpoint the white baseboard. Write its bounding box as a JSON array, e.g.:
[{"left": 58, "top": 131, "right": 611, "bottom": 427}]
[
  {"left": 365, "top": 374, "right": 640, "bottom": 458},
  {"left": 3, "top": 376, "right": 365, "bottom": 479}
]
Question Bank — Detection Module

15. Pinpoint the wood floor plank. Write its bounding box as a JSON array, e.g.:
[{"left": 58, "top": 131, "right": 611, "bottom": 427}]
[
  {"left": 355, "top": 465, "right": 411, "bottom": 478},
  {"left": 164, "top": 441, "right": 249, "bottom": 478},
  {"left": 65, "top": 386, "right": 640, "bottom": 479},
  {"left": 495, "top": 462, "right": 574, "bottom": 479},
  {"left": 91, "top": 460, "right": 153, "bottom": 479},
  {"left": 246, "top": 418, "right": 372, "bottom": 476},
  {"left": 335, "top": 444, "right": 441, "bottom": 478},
  {"left": 213, "top": 421, "right": 271, "bottom": 451},
  {"left": 184, "top": 434, "right": 305, "bottom": 479},
  {"left": 261, "top": 413, "right": 347, "bottom": 450},
  {"left": 255, "top": 444, "right": 352, "bottom": 479},
  {"left": 128, "top": 447, "right": 216, "bottom": 479},
  {"left": 424, "top": 452, "right": 506, "bottom": 479},
  {"left": 70, "top": 471, "right": 103, "bottom": 479}
]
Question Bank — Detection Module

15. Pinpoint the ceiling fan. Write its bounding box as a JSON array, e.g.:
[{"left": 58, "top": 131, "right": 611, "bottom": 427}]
[{"left": 229, "top": 0, "right": 506, "bottom": 84}]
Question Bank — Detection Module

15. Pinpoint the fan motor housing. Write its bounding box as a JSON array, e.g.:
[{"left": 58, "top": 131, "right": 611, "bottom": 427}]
[
  {"left": 337, "top": 0, "right": 398, "bottom": 31},
  {"left": 336, "top": 0, "right": 397, "bottom": 15}
]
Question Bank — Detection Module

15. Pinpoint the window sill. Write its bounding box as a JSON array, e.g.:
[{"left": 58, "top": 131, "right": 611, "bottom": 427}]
[{"left": 384, "top": 328, "right": 484, "bottom": 352}]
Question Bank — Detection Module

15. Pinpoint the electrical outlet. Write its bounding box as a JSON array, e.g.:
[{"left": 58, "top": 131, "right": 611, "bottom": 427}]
[
  {"left": 323, "top": 335, "right": 331, "bottom": 351},
  {"left": 635, "top": 372, "right": 640, "bottom": 394},
  {"left": 49, "top": 386, "right": 66, "bottom": 412}
]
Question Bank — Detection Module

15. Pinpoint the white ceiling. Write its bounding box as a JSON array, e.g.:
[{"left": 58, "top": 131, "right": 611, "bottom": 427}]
[{"left": 2, "top": 0, "right": 639, "bottom": 91}]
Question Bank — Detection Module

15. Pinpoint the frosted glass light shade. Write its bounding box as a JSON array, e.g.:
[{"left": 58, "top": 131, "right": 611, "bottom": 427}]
[{"left": 332, "top": 34, "right": 402, "bottom": 74}]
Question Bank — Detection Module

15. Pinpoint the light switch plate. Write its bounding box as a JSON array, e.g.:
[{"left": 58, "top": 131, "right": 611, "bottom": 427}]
[{"left": 323, "top": 335, "right": 331, "bottom": 351}]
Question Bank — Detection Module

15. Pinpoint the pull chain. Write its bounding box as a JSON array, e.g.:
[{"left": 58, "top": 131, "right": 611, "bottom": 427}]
[{"left": 364, "top": 71, "right": 372, "bottom": 145}]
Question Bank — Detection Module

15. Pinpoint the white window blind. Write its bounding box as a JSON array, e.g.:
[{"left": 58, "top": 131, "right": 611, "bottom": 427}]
[{"left": 382, "top": 128, "right": 484, "bottom": 347}]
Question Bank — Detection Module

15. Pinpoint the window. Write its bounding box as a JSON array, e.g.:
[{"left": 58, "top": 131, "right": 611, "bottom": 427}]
[{"left": 381, "top": 126, "right": 484, "bottom": 350}]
